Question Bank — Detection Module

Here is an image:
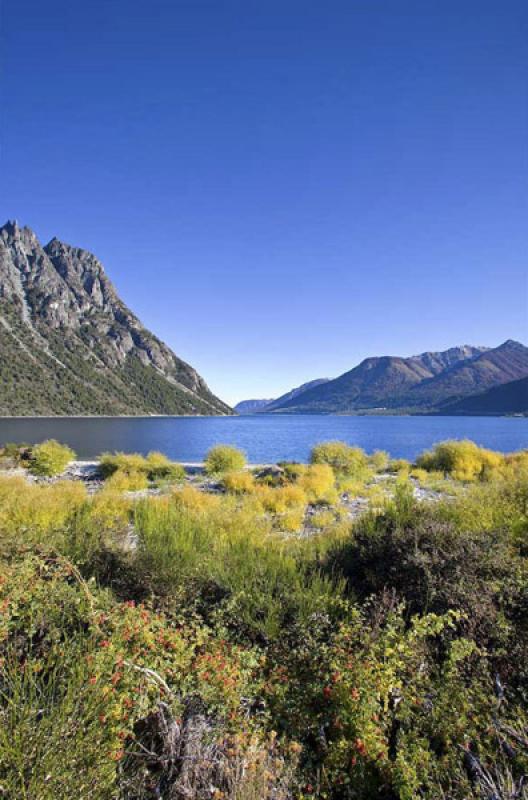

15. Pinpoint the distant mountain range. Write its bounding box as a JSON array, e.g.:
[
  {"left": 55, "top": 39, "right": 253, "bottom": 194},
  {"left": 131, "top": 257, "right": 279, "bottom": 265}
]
[
  {"left": 236, "top": 342, "right": 528, "bottom": 415},
  {"left": 234, "top": 379, "right": 329, "bottom": 414},
  {"left": 0, "top": 221, "right": 231, "bottom": 416}
]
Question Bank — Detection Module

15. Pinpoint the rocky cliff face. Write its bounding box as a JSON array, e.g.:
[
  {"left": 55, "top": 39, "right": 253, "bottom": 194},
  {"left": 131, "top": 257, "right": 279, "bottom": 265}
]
[{"left": 0, "top": 221, "right": 231, "bottom": 416}]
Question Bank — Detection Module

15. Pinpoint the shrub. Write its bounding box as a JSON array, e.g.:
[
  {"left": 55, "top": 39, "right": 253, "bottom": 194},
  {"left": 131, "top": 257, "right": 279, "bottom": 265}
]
[
  {"left": 255, "top": 484, "right": 307, "bottom": 513},
  {"left": 387, "top": 457, "right": 411, "bottom": 474},
  {"left": 310, "top": 441, "right": 368, "bottom": 477},
  {"left": 416, "top": 439, "right": 503, "bottom": 481},
  {"left": 337, "top": 476, "right": 367, "bottom": 495},
  {"left": 29, "top": 439, "right": 75, "bottom": 476},
  {"left": 204, "top": 445, "right": 247, "bottom": 475},
  {"left": 145, "top": 451, "right": 186, "bottom": 482},
  {"left": 99, "top": 451, "right": 185, "bottom": 484},
  {"left": 279, "top": 462, "right": 307, "bottom": 482},
  {"left": 299, "top": 464, "right": 336, "bottom": 504},
  {"left": 409, "top": 467, "right": 429, "bottom": 483},
  {"left": 310, "top": 508, "right": 336, "bottom": 529},
  {"left": 170, "top": 485, "right": 221, "bottom": 512},
  {"left": 279, "top": 508, "right": 305, "bottom": 532},
  {"left": 325, "top": 492, "right": 524, "bottom": 650},
  {"left": 2, "top": 439, "right": 527, "bottom": 799},
  {"left": 222, "top": 470, "right": 255, "bottom": 494},
  {"left": 0, "top": 553, "right": 298, "bottom": 799},
  {"left": 0, "top": 442, "right": 32, "bottom": 469},
  {"left": 105, "top": 469, "right": 148, "bottom": 492},
  {"left": 369, "top": 449, "right": 390, "bottom": 472},
  {"left": 99, "top": 451, "right": 146, "bottom": 478}
]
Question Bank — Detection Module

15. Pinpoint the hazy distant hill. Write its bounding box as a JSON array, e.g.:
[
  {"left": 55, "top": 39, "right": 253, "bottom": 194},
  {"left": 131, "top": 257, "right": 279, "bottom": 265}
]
[
  {"left": 234, "top": 398, "right": 275, "bottom": 414},
  {"left": 268, "top": 342, "right": 528, "bottom": 414},
  {"left": 234, "top": 379, "right": 329, "bottom": 414},
  {"left": 442, "top": 376, "right": 528, "bottom": 415},
  {"left": 0, "top": 221, "right": 231, "bottom": 416}
]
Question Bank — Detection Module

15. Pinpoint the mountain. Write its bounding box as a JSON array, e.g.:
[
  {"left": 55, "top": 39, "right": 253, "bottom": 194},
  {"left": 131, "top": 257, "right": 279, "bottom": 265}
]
[
  {"left": 234, "top": 379, "right": 330, "bottom": 414},
  {"left": 234, "top": 399, "right": 275, "bottom": 414},
  {"left": 442, "top": 376, "right": 528, "bottom": 415},
  {"left": 268, "top": 342, "right": 528, "bottom": 414},
  {"left": 0, "top": 221, "right": 231, "bottom": 416},
  {"left": 265, "top": 379, "right": 330, "bottom": 411}
]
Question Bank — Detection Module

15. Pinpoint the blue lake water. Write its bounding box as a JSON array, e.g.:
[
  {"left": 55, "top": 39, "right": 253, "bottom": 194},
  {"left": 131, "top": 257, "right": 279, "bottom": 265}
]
[{"left": 0, "top": 415, "right": 526, "bottom": 462}]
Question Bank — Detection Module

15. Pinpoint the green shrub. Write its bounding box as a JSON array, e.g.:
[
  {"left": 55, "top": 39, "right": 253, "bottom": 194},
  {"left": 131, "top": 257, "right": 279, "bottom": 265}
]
[
  {"left": 0, "top": 553, "right": 296, "bottom": 800},
  {"left": 29, "top": 439, "right": 75, "bottom": 476},
  {"left": 325, "top": 490, "right": 524, "bottom": 650},
  {"left": 1, "top": 440, "right": 527, "bottom": 799},
  {"left": 204, "top": 444, "right": 246, "bottom": 475},
  {"left": 310, "top": 441, "right": 368, "bottom": 477}
]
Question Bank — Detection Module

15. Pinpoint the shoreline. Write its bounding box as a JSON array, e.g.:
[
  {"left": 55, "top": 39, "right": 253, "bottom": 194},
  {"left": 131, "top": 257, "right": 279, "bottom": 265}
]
[{"left": 0, "top": 412, "right": 525, "bottom": 420}]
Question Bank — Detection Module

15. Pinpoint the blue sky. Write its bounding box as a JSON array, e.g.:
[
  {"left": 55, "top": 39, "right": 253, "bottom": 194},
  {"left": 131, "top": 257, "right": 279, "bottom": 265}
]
[{"left": 2, "top": 0, "right": 527, "bottom": 405}]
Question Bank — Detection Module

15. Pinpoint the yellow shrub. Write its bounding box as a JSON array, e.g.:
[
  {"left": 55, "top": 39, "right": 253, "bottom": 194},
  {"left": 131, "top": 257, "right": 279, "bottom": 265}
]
[
  {"left": 410, "top": 468, "right": 429, "bottom": 484},
  {"left": 299, "top": 464, "right": 336, "bottom": 503},
  {"left": 310, "top": 509, "right": 336, "bottom": 530},
  {"left": 279, "top": 508, "right": 305, "bottom": 532},
  {"left": 417, "top": 440, "right": 503, "bottom": 482},
  {"left": 145, "top": 451, "right": 186, "bottom": 482},
  {"left": 170, "top": 485, "right": 220, "bottom": 512},
  {"left": 90, "top": 490, "right": 132, "bottom": 532},
  {"left": 337, "top": 477, "right": 367, "bottom": 496},
  {"left": 222, "top": 470, "right": 255, "bottom": 494},
  {"left": 30, "top": 439, "right": 76, "bottom": 476},
  {"left": 280, "top": 463, "right": 307, "bottom": 482},
  {"left": 0, "top": 477, "right": 87, "bottom": 536},
  {"left": 369, "top": 450, "right": 390, "bottom": 472},
  {"left": 204, "top": 445, "right": 246, "bottom": 475},
  {"left": 310, "top": 441, "right": 368, "bottom": 476},
  {"left": 100, "top": 451, "right": 147, "bottom": 477},
  {"left": 388, "top": 458, "right": 411, "bottom": 474},
  {"left": 255, "top": 484, "right": 307, "bottom": 513},
  {"left": 105, "top": 470, "right": 148, "bottom": 492}
]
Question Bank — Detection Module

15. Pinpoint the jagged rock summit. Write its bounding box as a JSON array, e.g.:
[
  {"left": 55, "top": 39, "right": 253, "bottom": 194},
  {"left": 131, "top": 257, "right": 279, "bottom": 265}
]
[{"left": 0, "top": 221, "right": 231, "bottom": 415}]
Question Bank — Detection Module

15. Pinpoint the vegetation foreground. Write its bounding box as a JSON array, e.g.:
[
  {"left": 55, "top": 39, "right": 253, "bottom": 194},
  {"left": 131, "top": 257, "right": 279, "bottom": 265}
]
[{"left": 0, "top": 439, "right": 526, "bottom": 799}]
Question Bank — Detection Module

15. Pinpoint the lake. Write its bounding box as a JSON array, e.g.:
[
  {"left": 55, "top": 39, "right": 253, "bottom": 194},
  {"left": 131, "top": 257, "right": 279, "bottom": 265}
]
[{"left": 0, "top": 415, "right": 526, "bottom": 463}]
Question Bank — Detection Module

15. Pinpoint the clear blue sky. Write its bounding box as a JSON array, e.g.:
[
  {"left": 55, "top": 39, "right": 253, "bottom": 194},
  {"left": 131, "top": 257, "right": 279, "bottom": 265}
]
[{"left": 2, "top": 1, "right": 527, "bottom": 405}]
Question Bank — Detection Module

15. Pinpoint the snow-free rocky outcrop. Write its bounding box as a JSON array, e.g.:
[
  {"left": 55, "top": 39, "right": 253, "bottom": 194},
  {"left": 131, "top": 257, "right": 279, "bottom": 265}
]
[{"left": 0, "top": 221, "right": 231, "bottom": 415}]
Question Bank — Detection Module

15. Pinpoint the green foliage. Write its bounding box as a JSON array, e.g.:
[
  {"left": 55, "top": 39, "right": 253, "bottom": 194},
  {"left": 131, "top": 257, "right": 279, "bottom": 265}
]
[
  {"left": 310, "top": 440, "right": 369, "bottom": 477},
  {"left": 0, "top": 554, "right": 295, "bottom": 799},
  {"left": 204, "top": 444, "right": 247, "bottom": 475},
  {"left": 0, "top": 440, "right": 527, "bottom": 799},
  {"left": 29, "top": 439, "right": 76, "bottom": 476}
]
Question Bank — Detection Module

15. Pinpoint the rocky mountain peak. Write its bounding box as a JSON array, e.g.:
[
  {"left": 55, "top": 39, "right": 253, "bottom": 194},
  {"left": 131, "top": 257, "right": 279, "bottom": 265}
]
[{"left": 0, "top": 221, "right": 231, "bottom": 416}]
